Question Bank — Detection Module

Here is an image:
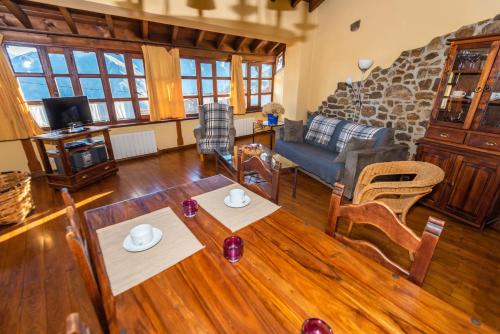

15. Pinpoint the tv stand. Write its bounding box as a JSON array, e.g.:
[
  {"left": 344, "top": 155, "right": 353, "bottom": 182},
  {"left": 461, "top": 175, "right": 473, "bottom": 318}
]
[{"left": 33, "top": 126, "right": 118, "bottom": 191}]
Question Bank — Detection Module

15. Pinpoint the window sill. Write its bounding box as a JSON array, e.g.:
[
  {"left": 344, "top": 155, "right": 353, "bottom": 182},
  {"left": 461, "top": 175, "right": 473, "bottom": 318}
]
[
  {"left": 109, "top": 109, "right": 261, "bottom": 129},
  {"left": 109, "top": 115, "right": 199, "bottom": 128}
]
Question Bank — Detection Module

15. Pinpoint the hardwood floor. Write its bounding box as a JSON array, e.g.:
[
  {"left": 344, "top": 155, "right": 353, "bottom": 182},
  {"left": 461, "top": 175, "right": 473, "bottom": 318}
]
[{"left": 0, "top": 133, "right": 499, "bottom": 333}]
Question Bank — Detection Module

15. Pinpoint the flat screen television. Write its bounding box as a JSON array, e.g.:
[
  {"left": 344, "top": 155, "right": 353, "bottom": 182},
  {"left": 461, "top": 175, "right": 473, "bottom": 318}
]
[{"left": 43, "top": 96, "right": 93, "bottom": 130}]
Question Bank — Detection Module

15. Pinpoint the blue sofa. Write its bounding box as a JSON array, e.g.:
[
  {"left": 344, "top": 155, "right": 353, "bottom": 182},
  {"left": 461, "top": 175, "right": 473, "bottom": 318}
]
[{"left": 275, "top": 117, "right": 408, "bottom": 198}]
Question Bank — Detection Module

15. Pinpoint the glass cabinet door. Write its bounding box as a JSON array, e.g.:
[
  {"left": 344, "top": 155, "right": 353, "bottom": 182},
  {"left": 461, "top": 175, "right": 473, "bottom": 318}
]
[
  {"left": 434, "top": 45, "right": 491, "bottom": 126},
  {"left": 473, "top": 46, "right": 500, "bottom": 133}
]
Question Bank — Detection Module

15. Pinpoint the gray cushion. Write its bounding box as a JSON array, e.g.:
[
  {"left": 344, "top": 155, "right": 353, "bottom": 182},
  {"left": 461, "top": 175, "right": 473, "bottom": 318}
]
[
  {"left": 334, "top": 137, "right": 376, "bottom": 163},
  {"left": 283, "top": 118, "right": 304, "bottom": 142},
  {"left": 275, "top": 140, "right": 344, "bottom": 185}
]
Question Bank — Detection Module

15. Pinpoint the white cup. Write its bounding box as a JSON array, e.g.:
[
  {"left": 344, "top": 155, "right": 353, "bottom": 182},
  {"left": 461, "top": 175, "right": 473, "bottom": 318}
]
[
  {"left": 129, "top": 224, "right": 154, "bottom": 246},
  {"left": 229, "top": 188, "right": 245, "bottom": 205}
]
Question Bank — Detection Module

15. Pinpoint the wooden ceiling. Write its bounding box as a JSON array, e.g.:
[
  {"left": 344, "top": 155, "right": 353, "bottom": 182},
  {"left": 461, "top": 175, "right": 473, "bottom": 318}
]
[
  {"left": 290, "top": 0, "right": 326, "bottom": 12},
  {"left": 0, "top": 0, "right": 295, "bottom": 56}
]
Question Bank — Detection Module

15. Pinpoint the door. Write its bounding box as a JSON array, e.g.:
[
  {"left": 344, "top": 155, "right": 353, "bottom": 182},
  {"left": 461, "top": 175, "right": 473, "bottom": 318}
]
[
  {"left": 416, "top": 145, "right": 455, "bottom": 207},
  {"left": 472, "top": 41, "right": 500, "bottom": 134},
  {"left": 445, "top": 155, "right": 499, "bottom": 226},
  {"left": 431, "top": 42, "right": 498, "bottom": 129}
]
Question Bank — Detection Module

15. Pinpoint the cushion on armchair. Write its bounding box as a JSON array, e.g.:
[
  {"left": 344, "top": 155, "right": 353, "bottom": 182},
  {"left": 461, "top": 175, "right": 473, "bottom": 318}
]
[{"left": 199, "top": 103, "right": 230, "bottom": 151}]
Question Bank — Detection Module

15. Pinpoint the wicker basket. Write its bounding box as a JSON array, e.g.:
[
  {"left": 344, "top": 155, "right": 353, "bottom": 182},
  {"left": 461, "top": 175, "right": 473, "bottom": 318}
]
[{"left": 0, "top": 171, "right": 34, "bottom": 225}]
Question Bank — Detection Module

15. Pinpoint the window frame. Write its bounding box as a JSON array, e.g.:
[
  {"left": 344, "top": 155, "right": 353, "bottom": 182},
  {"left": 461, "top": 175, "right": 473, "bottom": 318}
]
[
  {"left": 242, "top": 61, "right": 275, "bottom": 111},
  {"left": 3, "top": 42, "right": 148, "bottom": 127},
  {"left": 3, "top": 42, "right": 276, "bottom": 128},
  {"left": 181, "top": 58, "right": 274, "bottom": 114}
]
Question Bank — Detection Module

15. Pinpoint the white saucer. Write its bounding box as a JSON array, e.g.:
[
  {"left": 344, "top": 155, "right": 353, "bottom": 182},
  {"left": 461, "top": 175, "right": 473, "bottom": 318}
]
[
  {"left": 123, "top": 228, "right": 163, "bottom": 252},
  {"left": 224, "top": 195, "right": 251, "bottom": 208}
]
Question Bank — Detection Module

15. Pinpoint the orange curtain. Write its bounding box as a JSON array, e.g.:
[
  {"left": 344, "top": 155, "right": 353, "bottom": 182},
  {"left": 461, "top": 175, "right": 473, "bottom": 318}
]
[
  {"left": 0, "top": 34, "right": 42, "bottom": 140},
  {"left": 141, "top": 45, "right": 186, "bottom": 120},
  {"left": 230, "top": 55, "right": 246, "bottom": 115}
]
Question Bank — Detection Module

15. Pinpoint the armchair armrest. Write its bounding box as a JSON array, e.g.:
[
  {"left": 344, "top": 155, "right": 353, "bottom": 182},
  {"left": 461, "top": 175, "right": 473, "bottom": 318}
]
[
  {"left": 341, "top": 144, "right": 409, "bottom": 199},
  {"left": 229, "top": 127, "right": 236, "bottom": 148}
]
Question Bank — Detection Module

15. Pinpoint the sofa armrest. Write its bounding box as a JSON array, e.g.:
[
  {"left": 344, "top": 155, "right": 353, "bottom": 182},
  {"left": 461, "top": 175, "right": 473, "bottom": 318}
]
[
  {"left": 341, "top": 144, "right": 409, "bottom": 199},
  {"left": 275, "top": 126, "right": 284, "bottom": 141}
]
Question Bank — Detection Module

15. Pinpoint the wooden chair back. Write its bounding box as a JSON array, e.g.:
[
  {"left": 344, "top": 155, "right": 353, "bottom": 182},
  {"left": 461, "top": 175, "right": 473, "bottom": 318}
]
[
  {"left": 327, "top": 183, "right": 445, "bottom": 286},
  {"left": 66, "top": 313, "right": 91, "bottom": 334},
  {"left": 237, "top": 148, "right": 281, "bottom": 203},
  {"left": 65, "top": 224, "right": 108, "bottom": 331},
  {"left": 61, "top": 188, "right": 76, "bottom": 208},
  {"left": 65, "top": 205, "right": 86, "bottom": 244}
]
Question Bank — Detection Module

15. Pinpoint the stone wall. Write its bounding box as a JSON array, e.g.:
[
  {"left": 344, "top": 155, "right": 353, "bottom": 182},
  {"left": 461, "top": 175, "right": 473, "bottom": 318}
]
[{"left": 316, "top": 16, "right": 500, "bottom": 155}]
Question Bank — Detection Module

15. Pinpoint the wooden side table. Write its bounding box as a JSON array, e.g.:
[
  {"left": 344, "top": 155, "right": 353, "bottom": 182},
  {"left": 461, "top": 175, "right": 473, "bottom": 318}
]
[
  {"left": 33, "top": 126, "right": 118, "bottom": 191},
  {"left": 252, "top": 120, "right": 284, "bottom": 150}
]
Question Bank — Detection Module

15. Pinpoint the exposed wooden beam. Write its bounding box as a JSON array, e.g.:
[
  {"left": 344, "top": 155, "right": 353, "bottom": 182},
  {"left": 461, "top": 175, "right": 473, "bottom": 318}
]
[
  {"left": 309, "top": 0, "right": 325, "bottom": 12},
  {"left": 234, "top": 37, "right": 247, "bottom": 52},
  {"left": 104, "top": 14, "right": 115, "bottom": 38},
  {"left": 267, "top": 42, "right": 280, "bottom": 55},
  {"left": 141, "top": 20, "right": 148, "bottom": 40},
  {"left": 171, "top": 25, "right": 178, "bottom": 44},
  {"left": 58, "top": 7, "right": 78, "bottom": 34},
  {"left": 251, "top": 39, "right": 266, "bottom": 52},
  {"left": 291, "top": 0, "right": 302, "bottom": 8},
  {"left": 216, "top": 33, "right": 227, "bottom": 49},
  {"left": 1, "top": 0, "right": 32, "bottom": 29},
  {"left": 194, "top": 29, "right": 205, "bottom": 47}
]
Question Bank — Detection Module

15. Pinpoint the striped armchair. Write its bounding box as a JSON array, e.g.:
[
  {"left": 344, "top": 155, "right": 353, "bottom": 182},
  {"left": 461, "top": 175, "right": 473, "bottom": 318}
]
[{"left": 194, "top": 103, "right": 236, "bottom": 159}]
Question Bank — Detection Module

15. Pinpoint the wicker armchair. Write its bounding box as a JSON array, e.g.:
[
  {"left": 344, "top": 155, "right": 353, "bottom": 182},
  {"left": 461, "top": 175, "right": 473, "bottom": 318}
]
[{"left": 353, "top": 161, "right": 445, "bottom": 224}]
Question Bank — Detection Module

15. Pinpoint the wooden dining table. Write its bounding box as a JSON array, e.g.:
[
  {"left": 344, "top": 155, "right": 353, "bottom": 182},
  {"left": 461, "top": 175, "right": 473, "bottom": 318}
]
[{"left": 84, "top": 174, "right": 493, "bottom": 333}]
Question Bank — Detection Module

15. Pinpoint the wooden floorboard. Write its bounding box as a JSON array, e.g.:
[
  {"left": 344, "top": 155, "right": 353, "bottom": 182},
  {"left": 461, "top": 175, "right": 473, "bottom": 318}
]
[{"left": 0, "top": 133, "right": 499, "bottom": 333}]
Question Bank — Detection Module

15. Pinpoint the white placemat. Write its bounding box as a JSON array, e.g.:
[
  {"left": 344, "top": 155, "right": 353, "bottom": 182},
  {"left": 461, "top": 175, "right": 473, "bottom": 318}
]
[
  {"left": 192, "top": 183, "right": 280, "bottom": 232},
  {"left": 96, "top": 207, "right": 204, "bottom": 296}
]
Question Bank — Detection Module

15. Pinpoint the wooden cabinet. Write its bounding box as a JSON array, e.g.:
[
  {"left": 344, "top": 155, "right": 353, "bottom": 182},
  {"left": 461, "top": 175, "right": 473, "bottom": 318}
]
[
  {"left": 417, "top": 34, "right": 500, "bottom": 230},
  {"left": 33, "top": 126, "right": 118, "bottom": 191}
]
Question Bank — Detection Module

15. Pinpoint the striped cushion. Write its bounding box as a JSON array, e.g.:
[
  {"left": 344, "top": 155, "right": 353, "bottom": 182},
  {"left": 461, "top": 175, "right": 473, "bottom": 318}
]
[
  {"left": 305, "top": 115, "right": 342, "bottom": 146},
  {"left": 201, "top": 103, "right": 230, "bottom": 151},
  {"left": 336, "top": 123, "right": 382, "bottom": 153}
]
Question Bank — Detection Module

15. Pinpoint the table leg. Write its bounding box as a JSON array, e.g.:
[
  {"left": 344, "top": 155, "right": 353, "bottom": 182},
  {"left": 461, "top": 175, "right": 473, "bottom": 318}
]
[
  {"left": 215, "top": 155, "right": 219, "bottom": 174},
  {"left": 270, "top": 128, "right": 273, "bottom": 150},
  {"left": 252, "top": 124, "right": 256, "bottom": 143},
  {"left": 292, "top": 167, "right": 298, "bottom": 198}
]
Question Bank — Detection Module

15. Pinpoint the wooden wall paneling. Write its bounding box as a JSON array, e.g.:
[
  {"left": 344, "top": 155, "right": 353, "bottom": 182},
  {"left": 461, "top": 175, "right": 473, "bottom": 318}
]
[
  {"left": 194, "top": 29, "right": 204, "bottom": 47},
  {"left": 141, "top": 20, "right": 148, "bottom": 40},
  {"left": 58, "top": 7, "right": 78, "bottom": 34},
  {"left": 1, "top": 0, "right": 32, "bottom": 28},
  {"left": 175, "top": 120, "right": 183, "bottom": 146},
  {"left": 171, "top": 25, "right": 178, "bottom": 44},
  {"left": 216, "top": 34, "right": 227, "bottom": 50},
  {"left": 104, "top": 14, "right": 115, "bottom": 38}
]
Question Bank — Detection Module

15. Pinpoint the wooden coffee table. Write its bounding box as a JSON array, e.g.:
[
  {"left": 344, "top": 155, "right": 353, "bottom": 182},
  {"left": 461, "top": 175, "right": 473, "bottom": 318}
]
[{"left": 214, "top": 145, "right": 299, "bottom": 197}]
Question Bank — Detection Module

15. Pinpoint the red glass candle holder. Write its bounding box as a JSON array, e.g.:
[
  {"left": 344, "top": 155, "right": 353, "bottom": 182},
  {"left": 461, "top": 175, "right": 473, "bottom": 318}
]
[
  {"left": 301, "top": 318, "right": 333, "bottom": 334},
  {"left": 182, "top": 199, "right": 198, "bottom": 218},
  {"left": 223, "top": 236, "right": 243, "bottom": 263}
]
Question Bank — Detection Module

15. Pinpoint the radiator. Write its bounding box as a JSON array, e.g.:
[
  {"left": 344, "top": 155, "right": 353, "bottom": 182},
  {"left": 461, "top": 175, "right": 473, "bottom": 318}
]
[
  {"left": 110, "top": 131, "right": 158, "bottom": 160},
  {"left": 234, "top": 117, "right": 255, "bottom": 137}
]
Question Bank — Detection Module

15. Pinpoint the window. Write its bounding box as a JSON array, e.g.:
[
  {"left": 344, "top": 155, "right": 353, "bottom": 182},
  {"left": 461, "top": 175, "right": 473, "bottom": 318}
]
[
  {"left": 5, "top": 45, "right": 50, "bottom": 127},
  {"left": 242, "top": 62, "right": 274, "bottom": 109},
  {"left": 180, "top": 58, "right": 273, "bottom": 114},
  {"left": 3, "top": 43, "right": 148, "bottom": 127}
]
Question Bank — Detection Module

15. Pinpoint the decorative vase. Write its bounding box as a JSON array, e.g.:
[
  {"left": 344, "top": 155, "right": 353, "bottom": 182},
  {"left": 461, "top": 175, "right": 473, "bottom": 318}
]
[{"left": 267, "top": 113, "right": 278, "bottom": 125}]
